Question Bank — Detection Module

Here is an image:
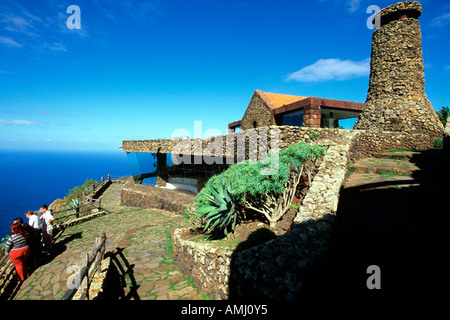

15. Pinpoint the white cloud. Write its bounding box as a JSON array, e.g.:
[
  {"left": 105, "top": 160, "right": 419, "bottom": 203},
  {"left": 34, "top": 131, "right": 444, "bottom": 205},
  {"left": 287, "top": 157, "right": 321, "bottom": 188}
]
[
  {"left": 1, "top": 14, "right": 35, "bottom": 35},
  {"left": 0, "top": 118, "right": 62, "bottom": 125},
  {"left": 286, "top": 58, "right": 370, "bottom": 82},
  {"left": 345, "top": 0, "right": 361, "bottom": 13},
  {"left": 0, "top": 119, "right": 38, "bottom": 125},
  {"left": 429, "top": 12, "right": 450, "bottom": 28},
  {"left": 44, "top": 42, "right": 68, "bottom": 52},
  {"left": 3, "top": 109, "right": 77, "bottom": 117},
  {"left": 445, "top": 65, "right": 450, "bottom": 71},
  {"left": 0, "top": 36, "right": 22, "bottom": 47}
]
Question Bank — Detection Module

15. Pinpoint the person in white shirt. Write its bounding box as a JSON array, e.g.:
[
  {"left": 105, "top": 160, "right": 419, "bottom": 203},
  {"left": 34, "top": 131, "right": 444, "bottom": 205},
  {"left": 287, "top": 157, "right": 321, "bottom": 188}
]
[
  {"left": 26, "top": 211, "right": 40, "bottom": 231},
  {"left": 39, "top": 204, "right": 54, "bottom": 253},
  {"left": 26, "top": 210, "right": 43, "bottom": 257}
]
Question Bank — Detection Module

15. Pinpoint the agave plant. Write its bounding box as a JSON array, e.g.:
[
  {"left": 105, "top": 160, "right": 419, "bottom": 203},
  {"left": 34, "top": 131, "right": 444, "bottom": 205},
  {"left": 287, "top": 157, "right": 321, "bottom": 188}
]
[
  {"left": 197, "top": 175, "right": 239, "bottom": 236},
  {"left": 69, "top": 198, "right": 82, "bottom": 209}
]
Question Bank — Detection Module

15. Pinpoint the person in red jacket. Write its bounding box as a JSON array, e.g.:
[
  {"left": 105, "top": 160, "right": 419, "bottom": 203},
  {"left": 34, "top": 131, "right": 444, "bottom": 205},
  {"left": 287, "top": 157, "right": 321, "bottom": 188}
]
[{"left": 4, "top": 223, "right": 31, "bottom": 281}]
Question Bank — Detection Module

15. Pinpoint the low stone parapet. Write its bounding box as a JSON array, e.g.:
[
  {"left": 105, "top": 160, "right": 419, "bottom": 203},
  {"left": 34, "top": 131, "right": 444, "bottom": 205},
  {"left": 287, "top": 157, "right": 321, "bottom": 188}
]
[
  {"left": 171, "top": 215, "right": 334, "bottom": 300},
  {"left": 120, "top": 177, "right": 195, "bottom": 215}
]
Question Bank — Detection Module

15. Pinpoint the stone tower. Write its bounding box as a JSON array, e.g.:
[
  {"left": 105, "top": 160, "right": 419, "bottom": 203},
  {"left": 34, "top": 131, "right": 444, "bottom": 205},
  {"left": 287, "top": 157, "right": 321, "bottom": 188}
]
[{"left": 354, "top": 1, "right": 444, "bottom": 137}]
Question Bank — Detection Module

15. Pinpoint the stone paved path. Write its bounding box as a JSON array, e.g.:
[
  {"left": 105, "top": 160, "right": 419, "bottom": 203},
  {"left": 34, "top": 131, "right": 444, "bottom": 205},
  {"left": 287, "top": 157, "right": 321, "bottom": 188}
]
[{"left": 13, "top": 183, "right": 205, "bottom": 300}]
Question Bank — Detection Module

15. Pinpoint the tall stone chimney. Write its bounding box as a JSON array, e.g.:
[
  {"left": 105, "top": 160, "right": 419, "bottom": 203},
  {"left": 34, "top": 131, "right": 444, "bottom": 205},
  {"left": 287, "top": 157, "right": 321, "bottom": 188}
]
[{"left": 354, "top": 1, "right": 444, "bottom": 137}]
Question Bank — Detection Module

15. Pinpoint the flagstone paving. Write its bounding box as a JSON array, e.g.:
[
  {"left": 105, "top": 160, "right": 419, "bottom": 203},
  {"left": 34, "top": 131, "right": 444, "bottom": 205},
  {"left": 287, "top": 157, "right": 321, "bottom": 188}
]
[{"left": 13, "top": 183, "right": 205, "bottom": 300}]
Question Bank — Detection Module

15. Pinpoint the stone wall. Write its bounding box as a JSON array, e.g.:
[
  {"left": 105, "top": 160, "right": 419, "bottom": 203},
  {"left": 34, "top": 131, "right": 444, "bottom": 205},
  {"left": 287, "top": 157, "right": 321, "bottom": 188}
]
[
  {"left": 294, "top": 131, "right": 357, "bottom": 223},
  {"left": 171, "top": 215, "right": 335, "bottom": 300},
  {"left": 229, "top": 214, "right": 335, "bottom": 299},
  {"left": 122, "top": 125, "right": 348, "bottom": 155},
  {"left": 171, "top": 228, "right": 233, "bottom": 300},
  {"left": 349, "top": 129, "right": 441, "bottom": 161},
  {"left": 240, "top": 91, "right": 274, "bottom": 131},
  {"left": 120, "top": 177, "right": 195, "bottom": 215}
]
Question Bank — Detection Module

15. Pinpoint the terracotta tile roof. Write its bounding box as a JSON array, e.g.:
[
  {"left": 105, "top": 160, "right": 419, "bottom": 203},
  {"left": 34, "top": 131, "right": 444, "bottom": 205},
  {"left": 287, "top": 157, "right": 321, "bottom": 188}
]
[{"left": 261, "top": 91, "right": 307, "bottom": 109}]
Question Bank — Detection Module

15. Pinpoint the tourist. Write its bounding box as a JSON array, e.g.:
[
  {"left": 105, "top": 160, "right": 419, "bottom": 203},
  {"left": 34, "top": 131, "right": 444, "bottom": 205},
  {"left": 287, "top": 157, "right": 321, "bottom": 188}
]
[
  {"left": 39, "top": 204, "right": 54, "bottom": 253},
  {"left": 26, "top": 211, "right": 40, "bottom": 232},
  {"left": 26, "top": 211, "right": 42, "bottom": 245},
  {"left": 16, "top": 216, "right": 41, "bottom": 270},
  {"left": 4, "top": 223, "right": 30, "bottom": 281}
]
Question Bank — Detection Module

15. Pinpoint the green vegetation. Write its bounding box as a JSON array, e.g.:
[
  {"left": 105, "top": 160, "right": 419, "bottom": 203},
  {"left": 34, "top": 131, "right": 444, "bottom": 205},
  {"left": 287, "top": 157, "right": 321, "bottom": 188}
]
[
  {"left": 69, "top": 198, "right": 82, "bottom": 209},
  {"left": 64, "top": 178, "right": 98, "bottom": 207},
  {"left": 436, "top": 106, "right": 449, "bottom": 127},
  {"left": 195, "top": 142, "right": 326, "bottom": 235},
  {"left": 379, "top": 171, "right": 402, "bottom": 177},
  {"left": 434, "top": 138, "right": 443, "bottom": 149},
  {"left": 0, "top": 234, "right": 10, "bottom": 253},
  {"left": 309, "top": 132, "right": 320, "bottom": 140},
  {"left": 196, "top": 175, "right": 240, "bottom": 235}
]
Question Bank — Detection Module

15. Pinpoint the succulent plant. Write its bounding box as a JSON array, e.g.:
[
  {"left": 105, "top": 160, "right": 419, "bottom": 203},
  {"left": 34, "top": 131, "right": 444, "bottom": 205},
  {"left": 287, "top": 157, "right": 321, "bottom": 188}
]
[
  {"left": 197, "top": 174, "right": 239, "bottom": 235},
  {"left": 69, "top": 198, "right": 82, "bottom": 209}
]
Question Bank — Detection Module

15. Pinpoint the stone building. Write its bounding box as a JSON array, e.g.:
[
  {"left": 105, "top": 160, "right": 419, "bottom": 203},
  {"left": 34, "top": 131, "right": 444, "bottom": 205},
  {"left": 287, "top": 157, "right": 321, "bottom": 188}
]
[
  {"left": 228, "top": 90, "right": 363, "bottom": 132},
  {"left": 354, "top": 1, "right": 444, "bottom": 137}
]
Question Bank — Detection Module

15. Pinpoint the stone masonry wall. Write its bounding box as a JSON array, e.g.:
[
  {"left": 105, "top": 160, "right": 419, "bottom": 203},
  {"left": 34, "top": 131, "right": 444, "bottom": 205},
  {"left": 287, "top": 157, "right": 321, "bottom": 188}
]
[
  {"left": 240, "top": 91, "right": 274, "bottom": 131},
  {"left": 171, "top": 228, "right": 233, "bottom": 300},
  {"left": 171, "top": 214, "right": 335, "bottom": 300},
  {"left": 121, "top": 178, "right": 194, "bottom": 215},
  {"left": 294, "top": 131, "right": 358, "bottom": 223},
  {"left": 349, "top": 129, "right": 441, "bottom": 161}
]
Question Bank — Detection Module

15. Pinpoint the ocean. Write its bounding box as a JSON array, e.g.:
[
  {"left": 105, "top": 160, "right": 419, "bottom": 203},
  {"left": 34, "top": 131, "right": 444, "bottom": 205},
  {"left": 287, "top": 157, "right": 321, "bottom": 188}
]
[{"left": 0, "top": 149, "right": 131, "bottom": 239}]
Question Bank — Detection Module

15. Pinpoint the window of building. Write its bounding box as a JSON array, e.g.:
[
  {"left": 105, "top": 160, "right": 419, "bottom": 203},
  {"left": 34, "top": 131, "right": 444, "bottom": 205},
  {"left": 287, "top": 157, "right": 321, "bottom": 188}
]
[{"left": 282, "top": 110, "right": 304, "bottom": 127}]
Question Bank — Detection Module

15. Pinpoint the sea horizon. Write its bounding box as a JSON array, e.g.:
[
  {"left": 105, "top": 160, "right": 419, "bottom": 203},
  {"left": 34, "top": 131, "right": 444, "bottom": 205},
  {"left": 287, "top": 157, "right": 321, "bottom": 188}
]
[{"left": 0, "top": 148, "right": 131, "bottom": 239}]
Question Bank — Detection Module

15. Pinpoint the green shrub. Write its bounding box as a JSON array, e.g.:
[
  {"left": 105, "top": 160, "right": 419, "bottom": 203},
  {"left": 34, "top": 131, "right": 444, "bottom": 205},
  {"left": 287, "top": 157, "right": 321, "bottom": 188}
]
[
  {"left": 194, "top": 142, "right": 326, "bottom": 234},
  {"left": 434, "top": 138, "right": 443, "bottom": 149},
  {"left": 64, "top": 178, "right": 98, "bottom": 206},
  {"left": 436, "top": 106, "right": 449, "bottom": 127}
]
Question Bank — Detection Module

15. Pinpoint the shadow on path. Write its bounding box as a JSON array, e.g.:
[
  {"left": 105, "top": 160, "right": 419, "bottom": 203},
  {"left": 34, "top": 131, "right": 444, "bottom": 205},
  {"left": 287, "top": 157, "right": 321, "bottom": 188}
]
[
  {"left": 38, "top": 232, "right": 83, "bottom": 267},
  {"left": 312, "top": 148, "right": 450, "bottom": 299},
  {"left": 95, "top": 247, "right": 140, "bottom": 300}
]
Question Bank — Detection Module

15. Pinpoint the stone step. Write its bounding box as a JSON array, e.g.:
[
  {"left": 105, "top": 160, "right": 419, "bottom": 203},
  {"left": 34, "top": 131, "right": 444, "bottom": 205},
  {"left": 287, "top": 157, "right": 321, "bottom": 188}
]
[
  {"left": 344, "top": 172, "right": 418, "bottom": 190},
  {"left": 349, "top": 157, "right": 419, "bottom": 176},
  {"left": 373, "top": 150, "right": 420, "bottom": 160}
]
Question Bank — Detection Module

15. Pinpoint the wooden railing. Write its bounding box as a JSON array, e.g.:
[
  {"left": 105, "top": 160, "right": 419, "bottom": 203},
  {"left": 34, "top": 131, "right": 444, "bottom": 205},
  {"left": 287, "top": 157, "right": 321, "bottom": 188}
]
[
  {"left": 82, "top": 174, "right": 125, "bottom": 203},
  {"left": 59, "top": 232, "right": 107, "bottom": 300},
  {"left": 53, "top": 199, "right": 101, "bottom": 224}
]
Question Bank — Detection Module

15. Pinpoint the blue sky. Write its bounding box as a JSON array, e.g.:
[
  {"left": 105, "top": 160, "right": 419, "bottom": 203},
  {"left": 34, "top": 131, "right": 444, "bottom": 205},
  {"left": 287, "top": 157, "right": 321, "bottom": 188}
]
[{"left": 0, "top": 0, "right": 449, "bottom": 151}]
